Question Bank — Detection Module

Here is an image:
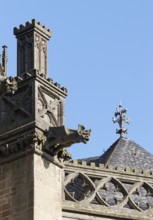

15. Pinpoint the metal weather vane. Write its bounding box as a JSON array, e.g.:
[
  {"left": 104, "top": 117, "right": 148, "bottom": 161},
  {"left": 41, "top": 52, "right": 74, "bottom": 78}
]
[{"left": 112, "top": 102, "right": 130, "bottom": 137}]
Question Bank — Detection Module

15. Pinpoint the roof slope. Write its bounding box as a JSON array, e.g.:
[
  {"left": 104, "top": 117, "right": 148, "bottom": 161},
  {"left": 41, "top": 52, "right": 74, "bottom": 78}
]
[{"left": 79, "top": 138, "right": 153, "bottom": 171}]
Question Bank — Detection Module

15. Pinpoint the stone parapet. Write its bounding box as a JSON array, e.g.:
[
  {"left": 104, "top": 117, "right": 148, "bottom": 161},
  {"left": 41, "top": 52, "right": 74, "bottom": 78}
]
[
  {"left": 65, "top": 160, "right": 153, "bottom": 178},
  {"left": 14, "top": 19, "right": 51, "bottom": 39},
  {"left": 63, "top": 162, "right": 153, "bottom": 219}
]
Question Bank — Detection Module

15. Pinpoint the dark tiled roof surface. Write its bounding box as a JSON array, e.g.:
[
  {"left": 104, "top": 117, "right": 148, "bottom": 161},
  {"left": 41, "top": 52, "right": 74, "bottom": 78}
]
[{"left": 78, "top": 138, "right": 153, "bottom": 171}]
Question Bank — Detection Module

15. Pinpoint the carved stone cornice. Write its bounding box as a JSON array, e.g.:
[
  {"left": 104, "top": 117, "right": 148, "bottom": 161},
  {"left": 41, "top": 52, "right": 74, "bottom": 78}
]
[{"left": 0, "top": 132, "right": 46, "bottom": 159}]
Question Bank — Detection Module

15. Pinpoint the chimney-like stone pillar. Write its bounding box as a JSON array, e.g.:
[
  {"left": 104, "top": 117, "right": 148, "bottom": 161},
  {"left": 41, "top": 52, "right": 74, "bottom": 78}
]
[{"left": 14, "top": 19, "right": 51, "bottom": 78}]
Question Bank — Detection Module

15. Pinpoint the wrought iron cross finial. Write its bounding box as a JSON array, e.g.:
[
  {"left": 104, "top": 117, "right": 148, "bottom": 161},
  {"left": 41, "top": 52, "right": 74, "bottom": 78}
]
[{"left": 112, "top": 103, "right": 130, "bottom": 137}]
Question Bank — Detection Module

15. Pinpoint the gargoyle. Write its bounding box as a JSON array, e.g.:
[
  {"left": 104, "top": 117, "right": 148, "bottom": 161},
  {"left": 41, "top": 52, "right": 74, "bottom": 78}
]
[
  {"left": 0, "top": 76, "right": 18, "bottom": 95},
  {"left": 5, "top": 76, "right": 18, "bottom": 95},
  {"left": 44, "top": 124, "right": 91, "bottom": 160}
]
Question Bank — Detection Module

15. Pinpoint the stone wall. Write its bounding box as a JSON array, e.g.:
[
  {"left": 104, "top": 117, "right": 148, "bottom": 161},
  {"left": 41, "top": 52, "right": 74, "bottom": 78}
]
[
  {"left": 0, "top": 153, "right": 63, "bottom": 220},
  {"left": 34, "top": 153, "right": 62, "bottom": 220},
  {"left": 0, "top": 154, "right": 34, "bottom": 220},
  {"left": 63, "top": 161, "right": 153, "bottom": 220}
]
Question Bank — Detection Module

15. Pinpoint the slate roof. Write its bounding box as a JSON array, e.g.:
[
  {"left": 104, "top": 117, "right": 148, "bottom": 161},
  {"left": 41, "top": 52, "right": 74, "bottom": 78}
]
[{"left": 78, "top": 137, "right": 153, "bottom": 171}]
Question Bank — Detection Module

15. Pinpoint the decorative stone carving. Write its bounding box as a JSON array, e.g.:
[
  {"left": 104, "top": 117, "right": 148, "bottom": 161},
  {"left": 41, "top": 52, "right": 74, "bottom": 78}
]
[
  {"left": 96, "top": 178, "right": 126, "bottom": 206},
  {"left": 57, "top": 148, "right": 72, "bottom": 162},
  {"left": 64, "top": 172, "right": 153, "bottom": 212},
  {"left": 0, "top": 132, "right": 46, "bottom": 158},
  {"left": 44, "top": 124, "right": 91, "bottom": 160},
  {"left": 5, "top": 76, "right": 18, "bottom": 94},
  {"left": 130, "top": 182, "right": 153, "bottom": 211},
  {"left": 0, "top": 76, "right": 18, "bottom": 95},
  {"left": 0, "top": 85, "right": 32, "bottom": 128},
  {"left": 65, "top": 172, "right": 95, "bottom": 202},
  {"left": 35, "top": 34, "right": 40, "bottom": 49},
  {"left": 38, "top": 86, "right": 63, "bottom": 126}
]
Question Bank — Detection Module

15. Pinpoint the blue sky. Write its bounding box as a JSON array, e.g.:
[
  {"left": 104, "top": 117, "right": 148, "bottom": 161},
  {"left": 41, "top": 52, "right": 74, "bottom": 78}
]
[{"left": 1, "top": 1, "right": 153, "bottom": 159}]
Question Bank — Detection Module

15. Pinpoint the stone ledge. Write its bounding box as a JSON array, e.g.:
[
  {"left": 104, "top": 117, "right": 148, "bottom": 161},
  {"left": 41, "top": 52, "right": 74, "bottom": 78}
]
[
  {"left": 65, "top": 160, "right": 153, "bottom": 178},
  {"left": 62, "top": 201, "right": 153, "bottom": 220},
  {"left": 0, "top": 146, "right": 63, "bottom": 168},
  {"left": 16, "top": 69, "right": 68, "bottom": 97}
]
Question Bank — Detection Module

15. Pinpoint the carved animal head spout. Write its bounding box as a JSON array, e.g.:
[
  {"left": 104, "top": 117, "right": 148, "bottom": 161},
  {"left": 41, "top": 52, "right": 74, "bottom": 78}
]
[
  {"left": 0, "top": 76, "right": 18, "bottom": 95},
  {"left": 77, "top": 124, "right": 91, "bottom": 144},
  {"left": 44, "top": 124, "right": 91, "bottom": 162}
]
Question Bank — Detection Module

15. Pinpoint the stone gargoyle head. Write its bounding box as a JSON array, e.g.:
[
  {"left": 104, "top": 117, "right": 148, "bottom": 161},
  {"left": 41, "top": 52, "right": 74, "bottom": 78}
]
[
  {"left": 44, "top": 124, "right": 91, "bottom": 159},
  {"left": 76, "top": 124, "right": 91, "bottom": 144}
]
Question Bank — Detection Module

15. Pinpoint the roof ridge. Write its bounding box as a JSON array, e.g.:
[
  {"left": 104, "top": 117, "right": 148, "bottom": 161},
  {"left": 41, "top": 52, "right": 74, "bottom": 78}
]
[{"left": 104, "top": 138, "right": 128, "bottom": 166}]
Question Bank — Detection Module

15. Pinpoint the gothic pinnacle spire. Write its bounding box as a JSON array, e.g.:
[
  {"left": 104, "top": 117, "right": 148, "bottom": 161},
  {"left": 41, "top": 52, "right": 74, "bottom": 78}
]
[
  {"left": 112, "top": 103, "right": 130, "bottom": 138},
  {"left": 0, "top": 45, "right": 8, "bottom": 78},
  {"left": 2, "top": 45, "right": 8, "bottom": 77}
]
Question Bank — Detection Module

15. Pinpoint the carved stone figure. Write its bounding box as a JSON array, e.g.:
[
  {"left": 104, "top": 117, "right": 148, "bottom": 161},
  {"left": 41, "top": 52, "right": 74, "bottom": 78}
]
[
  {"left": 57, "top": 148, "right": 72, "bottom": 162},
  {"left": 45, "top": 124, "right": 91, "bottom": 159},
  {"left": 5, "top": 76, "right": 18, "bottom": 95},
  {"left": 0, "top": 76, "right": 18, "bottom": 95}
]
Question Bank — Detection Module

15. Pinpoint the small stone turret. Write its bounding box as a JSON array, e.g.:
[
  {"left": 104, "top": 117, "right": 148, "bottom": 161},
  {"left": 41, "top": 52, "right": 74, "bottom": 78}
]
[
  {"left": 14, "top": 19, "right": 51, "bottom": 78},
  {"left": 0, "top": 45, "right": 8, "bottom": 77},
  {"left": 2, "top": 45, "right": 8, "bottom": 77}
]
